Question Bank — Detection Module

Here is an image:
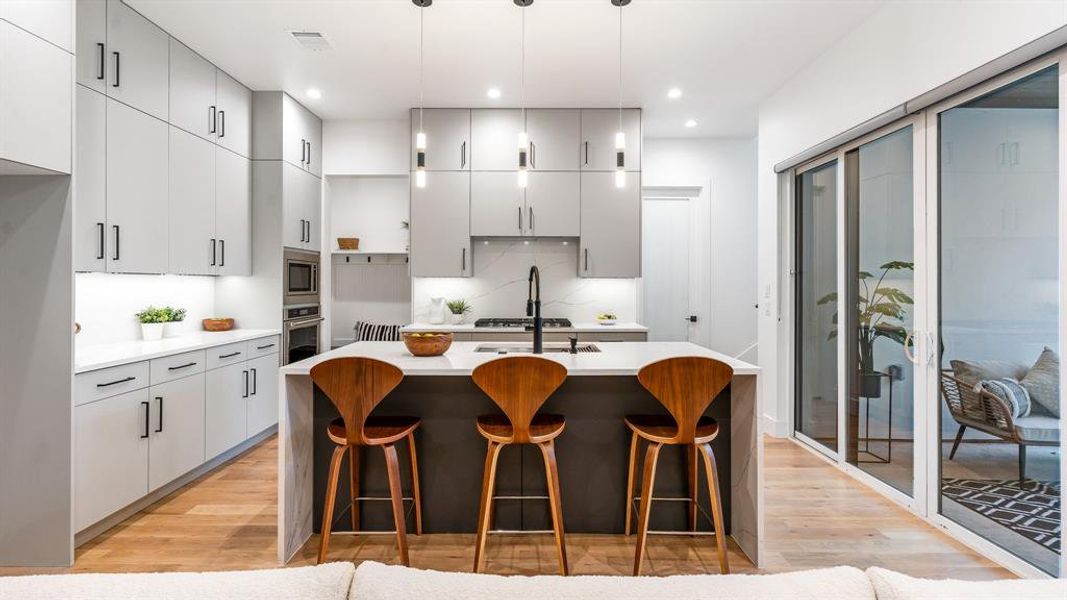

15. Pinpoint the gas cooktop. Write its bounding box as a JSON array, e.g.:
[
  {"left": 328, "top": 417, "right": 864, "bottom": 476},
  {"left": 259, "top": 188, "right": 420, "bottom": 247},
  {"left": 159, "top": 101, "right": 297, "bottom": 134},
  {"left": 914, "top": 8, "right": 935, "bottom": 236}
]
[{"left": 474, "top": 317, "right": 573, "bottom": 329}]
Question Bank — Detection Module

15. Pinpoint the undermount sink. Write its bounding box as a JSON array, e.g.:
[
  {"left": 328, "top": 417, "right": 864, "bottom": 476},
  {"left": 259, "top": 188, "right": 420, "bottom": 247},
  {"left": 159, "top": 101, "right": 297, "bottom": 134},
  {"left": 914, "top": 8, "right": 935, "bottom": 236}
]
[{"left": 474, "top": 343, "right": 601, "bottom": 354}]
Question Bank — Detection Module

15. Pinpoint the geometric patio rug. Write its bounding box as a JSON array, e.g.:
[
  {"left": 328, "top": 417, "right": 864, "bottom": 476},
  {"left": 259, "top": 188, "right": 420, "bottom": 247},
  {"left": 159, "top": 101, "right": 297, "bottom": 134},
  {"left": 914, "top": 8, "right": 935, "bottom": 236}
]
[{"left": 942, "top": 478, "right": 1061, "bottom": 554}]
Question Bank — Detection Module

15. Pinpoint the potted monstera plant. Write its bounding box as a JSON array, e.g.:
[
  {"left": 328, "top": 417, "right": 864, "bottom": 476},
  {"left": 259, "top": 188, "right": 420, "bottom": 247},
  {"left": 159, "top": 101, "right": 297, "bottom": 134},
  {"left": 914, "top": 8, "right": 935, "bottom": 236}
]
[{"left": 818, "top": 260, "right": 914, "bottom": 398}]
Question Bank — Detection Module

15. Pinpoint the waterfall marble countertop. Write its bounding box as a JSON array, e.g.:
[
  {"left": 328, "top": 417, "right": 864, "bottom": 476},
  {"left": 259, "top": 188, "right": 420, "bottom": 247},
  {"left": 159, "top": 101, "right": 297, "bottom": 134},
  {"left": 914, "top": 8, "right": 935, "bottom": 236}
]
[{"left": 400, "top": 322, "right": 649, "bottom": 333}]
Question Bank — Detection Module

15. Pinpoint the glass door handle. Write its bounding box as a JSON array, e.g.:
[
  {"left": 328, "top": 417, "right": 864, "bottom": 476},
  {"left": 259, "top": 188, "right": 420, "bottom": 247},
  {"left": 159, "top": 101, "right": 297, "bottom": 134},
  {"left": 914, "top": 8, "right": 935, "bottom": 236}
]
[
  {"left": 925, "top": 331, "right": 937, "bottom": 365},
  {"left": 903, "top": 330, "right": 918, "bottom": 365}
]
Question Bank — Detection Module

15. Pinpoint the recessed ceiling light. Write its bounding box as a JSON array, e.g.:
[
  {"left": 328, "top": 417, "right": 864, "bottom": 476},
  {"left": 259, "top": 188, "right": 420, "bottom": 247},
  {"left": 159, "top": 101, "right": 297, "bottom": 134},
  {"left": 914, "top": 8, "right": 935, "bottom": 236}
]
[
  {"left": 667, "top": 87, "right": 683, "bottom": 99},
  {"left": 306, "top": 88, "right": 322, "bottom": 100},
  {"left": 685, "top": 119, "right": 697, "bottom": 128},
  {"left": 487, "top": 87, "right": 502, "bottom": 99}
]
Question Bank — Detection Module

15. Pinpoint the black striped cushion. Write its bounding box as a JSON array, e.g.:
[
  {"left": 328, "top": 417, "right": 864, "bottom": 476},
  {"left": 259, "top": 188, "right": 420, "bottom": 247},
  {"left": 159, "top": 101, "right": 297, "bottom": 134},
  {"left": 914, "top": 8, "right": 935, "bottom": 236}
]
[{"left": 353, "top": 321, "right": 401, "bottom": 342}]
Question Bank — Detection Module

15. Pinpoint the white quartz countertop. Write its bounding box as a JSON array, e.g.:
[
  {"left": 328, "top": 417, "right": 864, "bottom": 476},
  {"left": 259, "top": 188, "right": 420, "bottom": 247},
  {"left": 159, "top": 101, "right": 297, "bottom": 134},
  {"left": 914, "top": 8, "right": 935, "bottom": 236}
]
[
  {"left": 400, "top": 322, "right": 649, "bottom": 333},
  {"left": 76, "top": 329, "right": 282, "bottom": 374},
  {"left": 281, "top": 341, "right": 758, "bottom": 377}
]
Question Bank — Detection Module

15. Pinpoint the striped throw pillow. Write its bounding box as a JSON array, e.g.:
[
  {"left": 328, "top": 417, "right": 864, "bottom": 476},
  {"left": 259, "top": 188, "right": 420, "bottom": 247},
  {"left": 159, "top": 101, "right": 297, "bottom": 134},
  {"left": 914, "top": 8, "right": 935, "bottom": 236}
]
[
  {"left": 353, "top": 321, "right": 402, "bottom": 342},
  {"left": 978, "top": 378, "right": 1031, "bottom": 419}
]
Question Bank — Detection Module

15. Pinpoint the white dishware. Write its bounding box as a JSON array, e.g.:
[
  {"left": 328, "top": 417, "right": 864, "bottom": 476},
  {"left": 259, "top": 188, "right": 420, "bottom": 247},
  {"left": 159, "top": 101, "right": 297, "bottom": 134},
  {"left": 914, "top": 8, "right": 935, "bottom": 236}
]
[{"left": 428, "top": 297, "right": 448, "bottom": 325}]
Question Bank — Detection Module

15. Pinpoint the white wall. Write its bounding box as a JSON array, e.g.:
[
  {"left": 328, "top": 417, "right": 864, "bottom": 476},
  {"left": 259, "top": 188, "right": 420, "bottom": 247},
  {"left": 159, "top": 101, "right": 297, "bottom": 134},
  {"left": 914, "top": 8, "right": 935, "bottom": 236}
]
[
  {"left": 322, "top": 119, "right": 408, "bottom": 176},
  {"left": 75, "top": 273, "right": 217, "bottom": 346},
  {"left": 326, "top": 175, "right": 409, "bottom": 253},
  {"left": 643, "top": 137, "right": 758, "bottom": 360},
  {"left": 756, "top": 1, "right": 1067, "bottom": 436}
]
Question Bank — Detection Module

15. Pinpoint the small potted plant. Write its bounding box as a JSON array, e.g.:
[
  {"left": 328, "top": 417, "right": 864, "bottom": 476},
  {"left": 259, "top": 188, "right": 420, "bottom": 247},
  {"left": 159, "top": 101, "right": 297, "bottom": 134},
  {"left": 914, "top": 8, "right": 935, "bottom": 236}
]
[
  {"left": 446, "top": 299, "right": 472, "bottom": 325},
  {"left": 135, "top": 306, "right": 186, "bottom": 341},
  {"left": 163, "top": 306, "right": 187, "bottom": 338}
]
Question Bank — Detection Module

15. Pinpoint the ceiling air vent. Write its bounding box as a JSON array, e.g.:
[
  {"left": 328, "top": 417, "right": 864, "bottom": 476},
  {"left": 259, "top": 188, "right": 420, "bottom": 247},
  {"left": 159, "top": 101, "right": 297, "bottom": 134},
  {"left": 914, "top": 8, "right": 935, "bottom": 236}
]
[{"left": 288, "top": 31, "right": 332, "bottom": 51}]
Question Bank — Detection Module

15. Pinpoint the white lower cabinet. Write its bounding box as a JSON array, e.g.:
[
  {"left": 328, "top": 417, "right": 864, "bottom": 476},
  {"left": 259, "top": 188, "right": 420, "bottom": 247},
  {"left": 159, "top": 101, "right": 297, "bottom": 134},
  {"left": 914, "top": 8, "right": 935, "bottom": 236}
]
[
  {"left": 147, "top": 373, "right": 206, "bottom": 491},
  {"left": 75, "top": 387, "right": 150, "bottom": 531},
  {"left": 205, "top": 361, "right": 249, "bottom": 460},
  {"left": 75, "top": 336, "right": 278, "bottom": 532},
  {"left": 246, "top": 353, "right": 279, "bottom": 436}
]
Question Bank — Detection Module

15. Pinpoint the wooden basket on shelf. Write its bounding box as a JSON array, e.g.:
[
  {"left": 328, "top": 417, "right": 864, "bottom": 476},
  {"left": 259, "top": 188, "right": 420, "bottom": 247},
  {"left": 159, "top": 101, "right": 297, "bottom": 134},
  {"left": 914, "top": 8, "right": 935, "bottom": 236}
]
[{"left": 337, "top": 237, "right": 360, "bottom": 250}]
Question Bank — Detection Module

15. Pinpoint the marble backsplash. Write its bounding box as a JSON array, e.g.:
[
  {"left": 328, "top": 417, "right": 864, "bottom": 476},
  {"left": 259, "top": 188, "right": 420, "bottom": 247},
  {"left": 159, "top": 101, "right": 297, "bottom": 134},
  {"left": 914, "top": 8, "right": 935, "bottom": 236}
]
[{"left": 411, "top": 239, "right": 638, "bottom": 323}]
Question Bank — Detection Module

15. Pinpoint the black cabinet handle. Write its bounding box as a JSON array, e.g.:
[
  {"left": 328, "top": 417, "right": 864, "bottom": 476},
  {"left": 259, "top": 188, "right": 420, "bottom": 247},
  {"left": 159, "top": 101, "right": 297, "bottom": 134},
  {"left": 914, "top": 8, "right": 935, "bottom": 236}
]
[
  {"left": 242, "top": 370, "right": 249, "bottom": 398},
  {"left": 529, "top": 206, "right": 534, "bottom": 231},
  {"left": 251, "top": 368, "right": 257, "bottom": 395},
  {"left": 96, "top": 223, "right": 105, "bottom": 259},
  {"left": 306, "top": 141, "right": 311, "bottom": 167},
  {"left": 209, "top": 105, "right": 216, "bottom": 134},
  {"left": 140, "top": 401, "right": 150, "bottom": 438},
  {"left": 219, "top": 351, "right": 241, "bottom": 359},
  {"left": 518, "top": 206, "right": 523, "bottom": 231},
  {"left": 219, "top": 110, "right": 226, "bottom": 138},
  {"left": 155, "top": 396, "right": 164, "bottom": 433},
  {"left": 256, "top": 343, "right": 275, "bottom": 350},
  {"left": 112, "top": 225, "right": 120, "bottom": 260},
  {"left": 530, "top": 140, "right": 536, "bottom": 169},
  {"left": 210, "top": 238, "right": 216, "bottom": 266},
  {"left": 167, "top": 362, "right": 197, "bottom": 371},
  {"left": 112, "top": 51, "right": 120, "bottom": 88},
  {"left": 301, "top": 138, "right": 306, "bottom": 163},
  {"left": 584, "top": 248, "right": 589, "bottom": 271},
  {"left": 97, "top": 375, "right": 135, "bottom": 388},
  {"left": 584, "top": 141, "right": 589, "bottom": 165},
  {"left": 219, "top": 239, "right": 225, "bottom": 267},
  {"left": 96, "top": 43, "right": 105, "bottom": 80},
  {"left": 461, "top": 247, "right": 467, "bottom": 272}
]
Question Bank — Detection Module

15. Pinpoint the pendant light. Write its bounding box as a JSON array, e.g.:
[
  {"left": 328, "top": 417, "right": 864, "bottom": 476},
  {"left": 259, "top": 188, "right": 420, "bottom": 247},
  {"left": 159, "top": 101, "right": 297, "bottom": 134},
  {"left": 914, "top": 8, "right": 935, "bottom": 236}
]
[
  {"left": 611, "top": 0, "right": 629, "bottom": 188},
  {"left": 413, "top": 0, "right": 431, "bottom": 188},
  {"left": 515, "top": 0, "right": 533, "bottom": 188}
]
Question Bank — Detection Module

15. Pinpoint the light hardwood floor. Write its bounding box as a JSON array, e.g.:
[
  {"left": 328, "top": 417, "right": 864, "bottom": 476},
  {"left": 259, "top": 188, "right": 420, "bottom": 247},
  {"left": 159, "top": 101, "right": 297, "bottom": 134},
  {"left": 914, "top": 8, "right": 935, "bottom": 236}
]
[{"left": 0, "top": 435, "right": 1013, "bottom": 578}]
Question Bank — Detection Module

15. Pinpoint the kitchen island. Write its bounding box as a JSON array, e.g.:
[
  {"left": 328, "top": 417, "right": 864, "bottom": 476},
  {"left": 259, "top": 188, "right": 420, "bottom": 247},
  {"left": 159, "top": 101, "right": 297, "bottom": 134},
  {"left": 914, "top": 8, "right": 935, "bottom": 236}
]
[{"left": 277, "top": 341, "right": 761, "bottom": 566}]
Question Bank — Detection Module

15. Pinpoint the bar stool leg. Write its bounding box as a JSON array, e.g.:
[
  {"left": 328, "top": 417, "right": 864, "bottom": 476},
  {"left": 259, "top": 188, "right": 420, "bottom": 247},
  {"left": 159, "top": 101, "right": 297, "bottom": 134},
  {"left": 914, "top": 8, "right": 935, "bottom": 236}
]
[
  {"left": 699, "top": 443, "right": 730, "bottom": 574},
  {"left": 474, "top": 441, "right": 503, "bottom": 573},
  {"left": 632, "top": 442, "right": 662, "bottom": 576},
  {"left": 624, "top": 431, "right": 640, "bottom": 536},
  {"left": 348, "top": 446, "right": 360, "bottom": 531},
  {"left": 407, "top": 433, "right": 423, "bottom": 535},
  {"left": 383, "top": 443, "right": 409, "bottom": 566},
  {"left": 687, "top": 444, "right": 698, "bottom": 532},
  {"left": 539, "top": 440, "right": 569, "bottom": 576},
  {"left": 318, "top": 445, "right": 347, "bottom": 564}
]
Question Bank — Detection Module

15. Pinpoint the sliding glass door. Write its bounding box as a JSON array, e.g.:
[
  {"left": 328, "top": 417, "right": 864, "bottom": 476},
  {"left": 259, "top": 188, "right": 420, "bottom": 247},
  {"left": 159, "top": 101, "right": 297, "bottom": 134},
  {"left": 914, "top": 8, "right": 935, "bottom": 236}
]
[
  {"left": 844, "top": 125, "right": 919, "bottom": 496},
  {"left": 795, "top": 160, "right": 840, "bottom": 453},
  {"left": 935, "top": 62, "right": 1061, "bottom": 575}
]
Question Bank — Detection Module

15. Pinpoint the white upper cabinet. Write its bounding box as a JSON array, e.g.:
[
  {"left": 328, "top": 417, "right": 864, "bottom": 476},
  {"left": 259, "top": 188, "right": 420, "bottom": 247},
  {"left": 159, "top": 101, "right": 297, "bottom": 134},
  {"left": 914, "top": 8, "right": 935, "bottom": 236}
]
[
  {"left": 168, "top": 126, "right": 216, "bottom": 275},
  {"left": 526, "top": 171, "right": 579, "bottom": 237},
  {"left": 168, "top": 39, "right": 216, "bottom": 141},
  {"left": 0, "top": 0, "right": 73, "bottom": 52},
  {"left": 215, "top": 70, "right": 251, "bottom": 158},
  {"left": 579, "top": 172, "right": 640, "bottom": 278},
  {"left": 410, "top": 108, "right": 470, "bottom": 171},
  {"left": 282, "top": 161, "right": 321, "bottom": 251},
  {"left": 410, "top": 171, "right": 471, "bottom": 277},
  {"left": 215, "top": 147, "right": 251, "bottom": 275},
  {"left": 471, "top": 109, "right": 522, "bottom": 171},
  {"left": 0, "top": 20, "right": 72, "bottom": 174},
  {"left": 75, "top": 86, "right": 107, "bottom": 272},
  {"left": 75, "top": 0, "right": 106, "bottom": 92},
  {"left": 471, "top": 171, "right": 525, "bottom": 237},
  {"left": 278, "top": 93, "right": 321, "bottom": 175},
  {"left": 106, "top": 98, "right": 168, "bottom": 274},
  {"left": 527, "top": 109, "right": 580, "bottom": 170},
  {"left": 106, "top": 0, "right": 169, "bottom": 121},
  {"left": 580, "top": 108, "right": 640, "bottom": 171}
]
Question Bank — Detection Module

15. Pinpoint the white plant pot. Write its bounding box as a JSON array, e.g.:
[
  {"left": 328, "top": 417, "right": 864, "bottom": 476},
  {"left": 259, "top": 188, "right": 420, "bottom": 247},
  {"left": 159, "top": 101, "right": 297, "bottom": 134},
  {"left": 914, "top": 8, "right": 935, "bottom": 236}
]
[
  {"left": 141, "top": 323, "right": 164, "bottom": 341},
  {"left": 450, "top": 313, "right": 464, "bottom": 325},
  {"left": 164, "top": 322, "right": 183, "bottom": 338}
]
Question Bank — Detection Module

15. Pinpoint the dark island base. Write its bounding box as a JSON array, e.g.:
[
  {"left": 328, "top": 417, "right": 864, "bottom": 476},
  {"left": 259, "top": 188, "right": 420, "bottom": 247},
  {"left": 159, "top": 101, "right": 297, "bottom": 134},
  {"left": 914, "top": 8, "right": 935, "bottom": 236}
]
[{"left": 312, "top": 376, "right": 731, "bottom": 536}]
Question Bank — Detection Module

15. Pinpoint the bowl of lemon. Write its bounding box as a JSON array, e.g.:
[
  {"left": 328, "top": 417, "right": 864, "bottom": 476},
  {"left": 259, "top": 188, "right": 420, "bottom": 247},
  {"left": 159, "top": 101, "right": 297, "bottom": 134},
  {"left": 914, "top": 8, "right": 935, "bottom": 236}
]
[{"left": 402, "top": 331, "right": 453, "bottom": 356}]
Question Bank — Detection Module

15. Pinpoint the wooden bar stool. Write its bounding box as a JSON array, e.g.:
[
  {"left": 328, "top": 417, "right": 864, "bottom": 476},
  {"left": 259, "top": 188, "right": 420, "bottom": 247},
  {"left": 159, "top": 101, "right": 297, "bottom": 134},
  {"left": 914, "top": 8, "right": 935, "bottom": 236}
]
[
  {"left": 310, "top": 357, "right": 423, "bottom": 566},
  {"left": 624, "top": 356, "right": 732, "bottom": 575},
  {"left": 471, "top": 356, "right": 569, "bottom": 575}
]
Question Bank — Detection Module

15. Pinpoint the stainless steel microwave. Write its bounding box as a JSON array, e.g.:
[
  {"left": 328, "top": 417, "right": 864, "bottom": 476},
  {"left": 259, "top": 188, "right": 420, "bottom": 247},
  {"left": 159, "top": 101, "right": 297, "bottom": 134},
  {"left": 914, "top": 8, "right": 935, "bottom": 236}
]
[{"left": 284, "top": 248, "right": 319, "bottom": 306}]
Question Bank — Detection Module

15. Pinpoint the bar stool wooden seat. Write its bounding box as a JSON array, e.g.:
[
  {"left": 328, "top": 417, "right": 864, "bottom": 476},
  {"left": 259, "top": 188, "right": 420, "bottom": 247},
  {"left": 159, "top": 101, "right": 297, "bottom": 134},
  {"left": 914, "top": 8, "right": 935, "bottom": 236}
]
[
  {"left": 471, "top": 356, "right": 569, "bottom": 575},
  {"left": 310, "top": 357, "right": 423, "bottom": 566},
  {"left": 624, "top": 356, "right": 732, "bottom": 576}
]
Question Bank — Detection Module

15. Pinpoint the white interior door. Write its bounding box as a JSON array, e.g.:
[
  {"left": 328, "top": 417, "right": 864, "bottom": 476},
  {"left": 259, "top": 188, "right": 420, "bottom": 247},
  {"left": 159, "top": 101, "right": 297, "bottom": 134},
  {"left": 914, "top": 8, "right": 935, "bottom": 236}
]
[{"left": 641, "top": 198, "right": 690, "bottom": 341}]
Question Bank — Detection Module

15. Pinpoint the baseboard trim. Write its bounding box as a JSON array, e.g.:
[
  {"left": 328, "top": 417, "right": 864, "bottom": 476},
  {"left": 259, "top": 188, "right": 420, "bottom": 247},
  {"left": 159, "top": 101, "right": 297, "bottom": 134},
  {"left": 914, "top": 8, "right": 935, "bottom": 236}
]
[
  {"left": 75, "top": 425, "right": 278, "bottom": 548},
  {"left": 762, "top": 413, "right": 789, "bottom": 438}
]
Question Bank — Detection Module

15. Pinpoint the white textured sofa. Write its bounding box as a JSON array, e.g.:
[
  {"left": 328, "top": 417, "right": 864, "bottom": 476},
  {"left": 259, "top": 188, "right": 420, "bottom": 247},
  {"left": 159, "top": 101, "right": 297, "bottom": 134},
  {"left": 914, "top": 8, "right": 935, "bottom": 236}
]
[{"left": 1, "top": 561, "right": 1065, "bottom": 600}]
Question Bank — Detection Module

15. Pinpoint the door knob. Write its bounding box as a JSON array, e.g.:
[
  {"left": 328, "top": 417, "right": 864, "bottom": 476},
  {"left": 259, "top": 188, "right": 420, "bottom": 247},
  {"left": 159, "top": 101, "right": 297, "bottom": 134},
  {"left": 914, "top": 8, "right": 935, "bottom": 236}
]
[{"left": 685, "top": 315, "right": 698, "bottom": 323}]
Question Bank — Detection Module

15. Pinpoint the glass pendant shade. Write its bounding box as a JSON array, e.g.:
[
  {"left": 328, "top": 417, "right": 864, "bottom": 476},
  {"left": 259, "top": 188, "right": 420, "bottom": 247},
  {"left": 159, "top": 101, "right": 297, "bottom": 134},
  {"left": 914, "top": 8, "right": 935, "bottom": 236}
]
[
  {"left": 415, "top": 131, "right": 427, "bottom": 188},
  {"left": 517, "top": 130, "right": 529, "bottom": 188}
]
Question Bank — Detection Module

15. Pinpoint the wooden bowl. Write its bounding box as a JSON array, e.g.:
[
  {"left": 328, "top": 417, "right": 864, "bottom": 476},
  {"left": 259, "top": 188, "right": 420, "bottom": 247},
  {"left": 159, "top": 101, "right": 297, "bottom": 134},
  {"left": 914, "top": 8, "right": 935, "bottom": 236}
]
[
  {"left": 402, "top": 332, "right": 453, "bottom": 357},
  {"left": 202, "top": 318, "right": 235, "bottom": 332},
  {"left": 338, "top": 237, "right": 360, "bottom": 250}
]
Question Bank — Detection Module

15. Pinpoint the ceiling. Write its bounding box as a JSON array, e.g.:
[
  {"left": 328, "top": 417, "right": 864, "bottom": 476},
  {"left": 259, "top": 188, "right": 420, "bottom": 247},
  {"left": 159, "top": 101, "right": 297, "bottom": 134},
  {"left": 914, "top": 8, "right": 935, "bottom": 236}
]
[{"left": 128, "top": 0, "right": 884, "bottom": 138}]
